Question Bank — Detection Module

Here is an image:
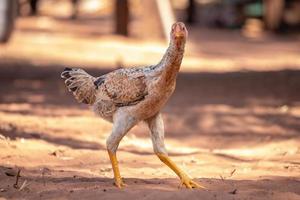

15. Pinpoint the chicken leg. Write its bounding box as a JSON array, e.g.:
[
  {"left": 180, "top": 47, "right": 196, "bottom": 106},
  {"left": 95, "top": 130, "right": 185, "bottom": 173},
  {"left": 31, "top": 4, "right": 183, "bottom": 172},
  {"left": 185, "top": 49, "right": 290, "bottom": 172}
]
[
  {"left": 146, "top": 113, "right": 206, "bottom": 189},
  {"left": 106, "top": 112, "right": 137, "bottom": 188}
]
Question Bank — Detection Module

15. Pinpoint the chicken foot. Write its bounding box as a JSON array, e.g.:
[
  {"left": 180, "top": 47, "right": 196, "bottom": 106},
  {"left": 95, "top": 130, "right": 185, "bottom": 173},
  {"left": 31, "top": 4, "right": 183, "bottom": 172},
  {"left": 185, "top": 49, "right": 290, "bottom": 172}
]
[{"left": 146, "top": 113, "right": 206, "bottom": 189}]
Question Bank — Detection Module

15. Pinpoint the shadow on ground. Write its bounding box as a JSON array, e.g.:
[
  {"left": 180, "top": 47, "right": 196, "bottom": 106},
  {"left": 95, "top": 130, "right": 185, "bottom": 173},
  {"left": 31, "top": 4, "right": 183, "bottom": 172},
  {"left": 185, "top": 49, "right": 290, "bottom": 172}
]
[
  {"left": 0, "top": 59, "right": 300, "bottom": 150},
  {"left": 0, "top": 165, "right": 299, "bottom": 200}
]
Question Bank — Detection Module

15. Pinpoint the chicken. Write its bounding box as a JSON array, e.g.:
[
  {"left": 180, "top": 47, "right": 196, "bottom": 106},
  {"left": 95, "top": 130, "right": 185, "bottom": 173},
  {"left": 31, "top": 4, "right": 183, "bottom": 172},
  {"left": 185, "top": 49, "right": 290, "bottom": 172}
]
[{"left": 61, "top": 22, "right": 204, "bottom": 189}]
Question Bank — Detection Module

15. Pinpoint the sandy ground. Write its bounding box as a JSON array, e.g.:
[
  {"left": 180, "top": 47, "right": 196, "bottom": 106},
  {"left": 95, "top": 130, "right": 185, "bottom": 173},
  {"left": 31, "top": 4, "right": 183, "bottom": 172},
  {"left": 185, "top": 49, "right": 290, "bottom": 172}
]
[
  {"left": 0, "top": 62, "right": 299, "bottom": 200},
  {"left": 0, "top": 1, "right": 300, "bottom": 199}
]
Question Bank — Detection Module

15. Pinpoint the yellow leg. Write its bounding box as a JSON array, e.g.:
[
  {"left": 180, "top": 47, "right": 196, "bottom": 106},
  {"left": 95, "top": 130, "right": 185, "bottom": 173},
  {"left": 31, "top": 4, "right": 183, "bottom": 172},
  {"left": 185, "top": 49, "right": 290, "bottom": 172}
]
[
  {"left": 157, "top": 153, "right": 206, "bottom": 189},
  {"left": 108, "top": 152, "right": 127, "bottom": 188}
]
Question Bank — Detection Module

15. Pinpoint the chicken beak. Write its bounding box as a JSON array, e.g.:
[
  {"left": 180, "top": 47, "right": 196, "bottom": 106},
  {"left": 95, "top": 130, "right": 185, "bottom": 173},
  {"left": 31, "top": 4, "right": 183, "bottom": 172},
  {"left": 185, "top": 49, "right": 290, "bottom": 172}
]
[{"left": 175, "top": 33, "right": 184, "bottom": 38}]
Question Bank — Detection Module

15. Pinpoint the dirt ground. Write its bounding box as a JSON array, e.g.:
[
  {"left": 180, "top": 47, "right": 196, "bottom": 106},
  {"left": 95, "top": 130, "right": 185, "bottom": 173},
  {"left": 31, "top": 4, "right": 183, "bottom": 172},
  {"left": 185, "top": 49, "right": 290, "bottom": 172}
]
[{"left": 1, "top": 1, "right": 300, "bottom": 199}]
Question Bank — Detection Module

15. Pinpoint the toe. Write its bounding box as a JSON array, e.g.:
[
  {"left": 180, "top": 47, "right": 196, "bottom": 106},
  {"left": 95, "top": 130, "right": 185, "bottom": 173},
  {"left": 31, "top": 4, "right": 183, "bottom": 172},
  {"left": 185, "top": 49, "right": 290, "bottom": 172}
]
[
  {"left": 181, "top": 178, "right": 206, "bottom": 189},
  {"left": 121, "top": 182, "right": 128, "bottom": 187},
  {"left": 186, "top": 183, "right": 192, "bottom": 189},
  {"left": 115, "top": 180, "right": 127, "bottom": 188},
  {"left": 190, "top": 180, "right": 207, "bottom": 189},
  {"left": 181, "top": 179, "right": 192, "bottom": 189}
]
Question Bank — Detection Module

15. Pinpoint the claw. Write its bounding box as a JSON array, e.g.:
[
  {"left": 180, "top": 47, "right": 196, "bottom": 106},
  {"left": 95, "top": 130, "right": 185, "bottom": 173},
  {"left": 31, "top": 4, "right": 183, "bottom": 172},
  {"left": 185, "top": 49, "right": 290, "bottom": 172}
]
[
  {"left": 180, "top": 176, "right": 206, "bottom": 189},
  {"left": 155, "top": 153, "right": 207, "bottom": 190},
  {"left": 114, "top": 178, "right": 127, "bottom": 188}
]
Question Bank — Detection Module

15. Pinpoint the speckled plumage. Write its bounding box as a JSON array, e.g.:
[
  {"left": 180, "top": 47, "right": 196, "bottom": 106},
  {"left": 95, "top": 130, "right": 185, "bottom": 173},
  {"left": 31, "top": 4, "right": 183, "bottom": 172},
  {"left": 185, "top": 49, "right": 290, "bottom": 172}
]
[
  {"left": 60, "top": 23, "right": 202, "bottom": 189},
  {"left": 61, "top": 32, "right": 185, "bottom": 122}
]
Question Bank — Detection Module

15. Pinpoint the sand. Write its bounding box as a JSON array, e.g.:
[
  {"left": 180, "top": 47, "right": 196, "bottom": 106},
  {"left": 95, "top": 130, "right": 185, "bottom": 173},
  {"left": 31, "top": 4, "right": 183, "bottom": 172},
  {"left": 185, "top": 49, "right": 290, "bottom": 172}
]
[
  {"left": 0, "top": 61, "right": 299, "bottom": 200},
  {"left": 0, "top": 3, "right": 300, "bottom": 198}
]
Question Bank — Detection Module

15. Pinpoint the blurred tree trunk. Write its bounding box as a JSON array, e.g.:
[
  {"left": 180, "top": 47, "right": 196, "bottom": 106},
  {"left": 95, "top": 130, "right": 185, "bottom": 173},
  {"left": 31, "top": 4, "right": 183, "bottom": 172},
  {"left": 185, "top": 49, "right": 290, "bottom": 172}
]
[
  {"left": 29, "top": 0, "right": 38, "bottom": 15},
  {"left": 264, "top": 0, "right": 284, "bottom": 30},
  {"left": 186, "top": 0, "right": 196, "bottom": 24},
  {"left": 115, "top": 0, "right": 129, "bottom": 36},
  {"left": 71, "top": 0, "right": 79, "bottom": 19},
  {"left": 0, "top": 0, "right": 17, "bottom": 43}
]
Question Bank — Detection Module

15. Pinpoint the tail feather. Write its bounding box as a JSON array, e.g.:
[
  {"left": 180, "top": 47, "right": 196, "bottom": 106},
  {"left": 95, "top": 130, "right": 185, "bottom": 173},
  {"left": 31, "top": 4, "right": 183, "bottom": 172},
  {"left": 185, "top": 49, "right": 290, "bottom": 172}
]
[{"left": 61, "top": 68, "right": 97, "bottom": 105}]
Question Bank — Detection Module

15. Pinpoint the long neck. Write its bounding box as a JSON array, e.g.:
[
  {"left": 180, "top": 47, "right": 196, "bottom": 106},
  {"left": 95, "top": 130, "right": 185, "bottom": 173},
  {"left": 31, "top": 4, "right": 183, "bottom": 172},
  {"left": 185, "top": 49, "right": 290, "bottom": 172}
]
[{"left": 155, "top": 38, "right": 185, "bottom": 85}]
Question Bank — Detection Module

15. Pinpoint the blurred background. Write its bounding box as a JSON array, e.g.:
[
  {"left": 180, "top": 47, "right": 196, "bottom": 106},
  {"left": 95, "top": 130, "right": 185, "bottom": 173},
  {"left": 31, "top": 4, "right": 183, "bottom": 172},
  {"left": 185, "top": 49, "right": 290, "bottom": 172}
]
[
  {"left": 0, "top": 0, "right": 299, "bottom": 199},
  {"left": 1, "top": 0, "right": 300, "bottom": 69}
]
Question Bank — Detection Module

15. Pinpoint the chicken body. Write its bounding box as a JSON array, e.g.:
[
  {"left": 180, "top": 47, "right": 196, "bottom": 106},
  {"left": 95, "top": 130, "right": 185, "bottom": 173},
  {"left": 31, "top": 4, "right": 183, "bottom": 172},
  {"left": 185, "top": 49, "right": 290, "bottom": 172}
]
[
  {"left": 61, "top": 22, "right": 204, "bottom": 189},
  {"left": 93, "top": 64, "right": 175, "bottom": 122}
]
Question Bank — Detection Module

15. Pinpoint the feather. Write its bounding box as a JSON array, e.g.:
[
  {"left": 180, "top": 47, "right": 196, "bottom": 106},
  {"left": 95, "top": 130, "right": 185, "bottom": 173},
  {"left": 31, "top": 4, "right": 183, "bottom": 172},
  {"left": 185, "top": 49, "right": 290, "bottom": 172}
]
[
  {"left": 61, "top": 68, "right": 97, "bottom": 105},
  {"left": 102, "top": 69, "right": 148, "bottom": 107}
]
